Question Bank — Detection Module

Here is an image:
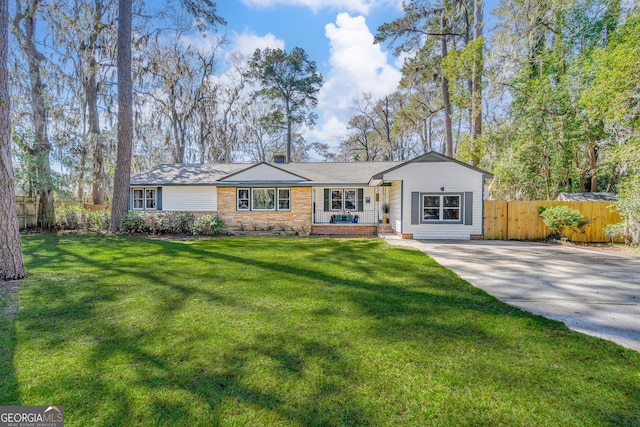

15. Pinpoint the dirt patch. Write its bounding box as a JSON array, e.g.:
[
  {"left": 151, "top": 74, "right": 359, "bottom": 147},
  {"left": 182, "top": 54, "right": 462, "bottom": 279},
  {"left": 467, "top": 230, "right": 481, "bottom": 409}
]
[{"left": 0, "top": 280, "right": 22, "bottom": 320}]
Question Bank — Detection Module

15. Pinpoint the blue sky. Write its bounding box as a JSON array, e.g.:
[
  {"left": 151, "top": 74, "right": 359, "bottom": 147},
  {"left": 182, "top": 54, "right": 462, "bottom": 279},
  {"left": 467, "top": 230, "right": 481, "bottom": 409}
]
[{"left": 174, "top": 0, "right": 500, "bottom": 153}]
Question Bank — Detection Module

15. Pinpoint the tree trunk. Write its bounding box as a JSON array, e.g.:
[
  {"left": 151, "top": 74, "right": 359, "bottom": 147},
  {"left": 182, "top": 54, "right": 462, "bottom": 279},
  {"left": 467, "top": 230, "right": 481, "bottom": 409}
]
[
  {"left": 77, "top": 147, "right": 86, "bottom": 201},
  {"left": 469, "top": 0, "right": 484, "bottom": 165},
  {"left": 86, "top": 62, "right": 105, "bottom": 204},
  {"left": 285, "top": 97, "right": 292, "bottom": 163},
  {"left": 13, "top": 0, "right": 55, "bottom": 227},
  {"left": 110, "top": 0, "right": 133, "bottom": 232},
  {"left": 0, "top": 0, "right": 27, "bottom": 280},
  {"left": 441, "top": 14, "right": 454, "bottom": 157}
]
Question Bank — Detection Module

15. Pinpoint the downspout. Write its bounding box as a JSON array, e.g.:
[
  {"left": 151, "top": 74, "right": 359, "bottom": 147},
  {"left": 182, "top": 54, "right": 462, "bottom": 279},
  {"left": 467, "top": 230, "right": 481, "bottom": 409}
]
[
  {"left": 399, "top": 181, "right": 403, "bottom": 235},
  {"left": 480, "top": 179, "right": 485, "bottom": 238},
  {"left": 312, "top": 188, "right": 316, "bottom": 224}
]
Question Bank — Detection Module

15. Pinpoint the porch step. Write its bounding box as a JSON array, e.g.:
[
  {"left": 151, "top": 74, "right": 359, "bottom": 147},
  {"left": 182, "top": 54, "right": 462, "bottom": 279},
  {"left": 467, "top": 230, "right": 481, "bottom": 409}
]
[{"left": 377, "top": 225, "right": 393, "bottom": 234}]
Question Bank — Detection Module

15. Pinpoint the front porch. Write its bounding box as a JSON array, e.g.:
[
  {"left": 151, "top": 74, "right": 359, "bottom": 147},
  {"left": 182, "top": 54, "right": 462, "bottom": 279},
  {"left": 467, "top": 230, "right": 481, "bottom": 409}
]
[
  {"left": 311, "top": 209, "right": 393, "bottom": 236},
  {"left": 312, "top": 209, "right": 384, "bottom": 225}
]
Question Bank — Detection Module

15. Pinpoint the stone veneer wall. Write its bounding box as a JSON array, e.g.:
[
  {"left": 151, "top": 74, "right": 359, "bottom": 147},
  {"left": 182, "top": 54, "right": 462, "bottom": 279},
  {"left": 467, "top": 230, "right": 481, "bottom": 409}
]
[{"left": 216, "top": 187, "right": 312, "bottom": 231}]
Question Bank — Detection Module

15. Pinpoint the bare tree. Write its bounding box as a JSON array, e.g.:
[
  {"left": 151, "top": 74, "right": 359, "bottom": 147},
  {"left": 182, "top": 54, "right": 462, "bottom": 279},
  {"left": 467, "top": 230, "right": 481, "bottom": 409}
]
[
  {"left": 45, "top": 0, "right": 118, "bottom": 204},
  {"left": 12, "top": 0, "right": 55, "bottom": 226},
  {"left": 1, "top": 0, "right": 27, "bottom": 280}
]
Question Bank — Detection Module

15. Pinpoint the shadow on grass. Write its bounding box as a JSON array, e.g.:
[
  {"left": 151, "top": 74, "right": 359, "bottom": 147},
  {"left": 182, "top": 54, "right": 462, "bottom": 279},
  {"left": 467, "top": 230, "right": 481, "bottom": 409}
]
[
  {"left": 15, "top": 233, "right": 640, "bottom": 426},
  {"left": 0, "top": 279, "right": 21, "bottom": 405}
]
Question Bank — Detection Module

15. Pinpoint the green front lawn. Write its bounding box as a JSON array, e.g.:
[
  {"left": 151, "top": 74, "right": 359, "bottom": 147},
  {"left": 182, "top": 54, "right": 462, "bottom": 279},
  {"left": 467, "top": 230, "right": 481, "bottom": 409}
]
[{"left": 2, "top": 234, "right": 639, "bottom": 426}]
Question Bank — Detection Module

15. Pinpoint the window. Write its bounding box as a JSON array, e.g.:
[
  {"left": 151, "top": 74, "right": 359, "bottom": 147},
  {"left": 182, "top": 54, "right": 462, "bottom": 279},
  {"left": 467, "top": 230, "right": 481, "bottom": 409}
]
[
  {"left": 132, "top": 188, "right": 156, "bottom": 210},
  {"left": 237, "top": 187, "right": 290, "bottom": 211},
  {"left": 252, "top": 188, "right": 275, "bottom": 210},
  {"left": 331, "top": 190, "right": 343, "bottom": 210},
  {"left": 331, "top": 188, "right": 358, "bottom": 211},
  {"left": 145, "top": 189, "right": 157, "bottom": 209},
  {"left": 422, "top": 194, "right": 461, "bottom": 222},
  {"left": 237, "top": 188, "right": 250, "bottom": 210},
  {"left": 278, "top": 189, "right": 290, "bottom": 210},
  {"left": 133, "top": 189, "right": 144, "bottom": 209}
]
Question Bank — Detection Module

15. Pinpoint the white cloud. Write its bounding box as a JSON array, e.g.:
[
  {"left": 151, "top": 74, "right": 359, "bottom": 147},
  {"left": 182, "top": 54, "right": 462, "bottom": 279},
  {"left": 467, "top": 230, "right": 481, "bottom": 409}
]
[
  {"left": 309, "top": 13, "right": 401, "bottom": 148},
  {"left": 232, "top": 32, "right": 286, "bottom": 57},
  {"left": 179, "top": 32, "right": 226, "bottom": 56},
  {"left": 305, "top": 115, "right": 348, "bottom": 143}
]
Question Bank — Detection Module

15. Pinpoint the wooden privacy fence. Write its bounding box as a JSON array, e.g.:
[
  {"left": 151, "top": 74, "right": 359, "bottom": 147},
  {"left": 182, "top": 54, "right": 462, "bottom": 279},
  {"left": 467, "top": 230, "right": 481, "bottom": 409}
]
[
  {"left": 15, "top": 197, "right": 110, "bottom": 229},
  {"left": 15, "top": 195, "right": 40, "bottom": 228},
  {"left": 484, "top": 200, "right": 623, "bottom": 242}
]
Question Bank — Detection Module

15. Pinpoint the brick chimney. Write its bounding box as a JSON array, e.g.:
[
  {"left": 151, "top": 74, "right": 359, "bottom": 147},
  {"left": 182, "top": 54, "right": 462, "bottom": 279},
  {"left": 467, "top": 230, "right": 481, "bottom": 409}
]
[{"left": 273, "top": 154, "right": 287, "bottom": 164}]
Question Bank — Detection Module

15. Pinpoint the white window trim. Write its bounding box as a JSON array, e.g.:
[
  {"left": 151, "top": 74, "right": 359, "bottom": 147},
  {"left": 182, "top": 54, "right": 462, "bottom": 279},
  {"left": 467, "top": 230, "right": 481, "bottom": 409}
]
[
  {"left": 236, "top": 187, "right": 291, "bottom": 212},
  {"left": 330, "top": 188, "right": 358, "bottom": 212},
  {"left": 278, "top": 188, "right": 291, "bottom": 211},
  {"left": 237, "top": 188, "right": 250, "bottom": 211},
  {"left": 421, "top": 193, "right": 463, "bottom": 224},
  {"left": 252, "top": 188, "right": 276, "bottom": 211},
  {"left": 132, "top": 187, "right": 157, "bottom": 211}
]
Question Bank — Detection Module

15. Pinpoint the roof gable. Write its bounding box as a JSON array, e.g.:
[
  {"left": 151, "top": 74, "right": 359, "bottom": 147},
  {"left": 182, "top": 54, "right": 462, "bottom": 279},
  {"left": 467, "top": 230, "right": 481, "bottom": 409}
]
[
  {"left": 219, "top": 163, "right": 309, "bottom": 183},
  {"left": 371, "top": 151, "right": 493, "bottom": 180}
]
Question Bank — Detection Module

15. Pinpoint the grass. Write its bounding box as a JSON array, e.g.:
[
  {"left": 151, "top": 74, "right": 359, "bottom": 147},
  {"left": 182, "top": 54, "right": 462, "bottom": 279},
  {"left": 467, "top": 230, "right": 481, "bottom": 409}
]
[{"left": 1, "top": 233, "right": 639, "bottom": 426}]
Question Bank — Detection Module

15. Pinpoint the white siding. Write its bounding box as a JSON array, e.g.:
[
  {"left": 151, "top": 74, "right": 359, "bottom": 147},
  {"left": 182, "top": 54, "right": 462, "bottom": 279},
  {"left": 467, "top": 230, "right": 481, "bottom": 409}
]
[
  {"left": 383, "top": 162, "right": 484, "bottom": 239},
  {"left": 162, "top": 186, "right": 217, "bottom": 211},
  {"left": 388, "top": 181, "right": 402, "bottom": 232}
]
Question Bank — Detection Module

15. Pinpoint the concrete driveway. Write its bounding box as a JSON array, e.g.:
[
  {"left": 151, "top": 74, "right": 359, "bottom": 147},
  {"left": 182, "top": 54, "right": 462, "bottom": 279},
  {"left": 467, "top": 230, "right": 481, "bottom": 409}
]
[{"left": 383, "top": 237, "right": 640, "bottom": 352}]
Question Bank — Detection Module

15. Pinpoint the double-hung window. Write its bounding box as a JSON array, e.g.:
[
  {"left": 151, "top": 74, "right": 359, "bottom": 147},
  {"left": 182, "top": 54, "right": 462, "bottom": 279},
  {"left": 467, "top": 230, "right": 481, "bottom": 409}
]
[
  {"left": 422, "top": 194, "right": 461, "bottom": 222},
  {"left": 132, "top": 188, "right": 157, "bottom": 210},
  {"left": 278, "top": 189, "right": 290, "bottom": 210},
  {"left": 237, "top": 189, "right": 250, "bottom": 210},
  {"left": 331, "top": 189, "right": 357, "bottom": 211},
  {"left": 237, "top": 188, "right": 290, "bottom": 211}
]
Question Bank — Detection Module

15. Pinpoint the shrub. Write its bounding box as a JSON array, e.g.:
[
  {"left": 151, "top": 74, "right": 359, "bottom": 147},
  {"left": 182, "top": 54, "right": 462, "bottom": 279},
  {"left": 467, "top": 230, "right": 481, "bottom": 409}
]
[
  {"left": 156, "top": 211, "right": 195, "bottom": 234},
  {"left": 119, "top": 211, "right": 196, "bottom": 235},
  {"left": 539, "top": 205, "right": 590, "bottom": 240},
  {"left": 605, "top": 180, "right": 640, "bottom": 244},
  {"left": 193, "top": 215, "right": 225, "bottom": 235},
  {"left": 119, "top": 211, "right": 145, "bottom": 234},
  {"left": 54, "top": 205, "right": 110, "bottom": 231}
]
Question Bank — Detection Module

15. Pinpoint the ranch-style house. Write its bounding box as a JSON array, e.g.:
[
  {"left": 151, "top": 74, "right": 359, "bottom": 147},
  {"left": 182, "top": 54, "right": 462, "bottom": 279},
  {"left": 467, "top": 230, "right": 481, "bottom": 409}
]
[{"left": 130, "top": 151, "right": 493, "bottom": 239}]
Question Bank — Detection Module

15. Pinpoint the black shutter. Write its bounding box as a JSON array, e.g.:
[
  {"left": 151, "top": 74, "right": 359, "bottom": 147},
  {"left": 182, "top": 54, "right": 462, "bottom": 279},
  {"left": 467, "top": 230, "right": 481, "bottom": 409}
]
[
  {"left": 464, "top": 192, "right": 473, "bottom": 225},
  {"left": 357, "top": 188, "right": 363, "bottom": 211},
  {"left": 157, "top": 187, "right": 163, "bottom": 210},
  {"left": 324, "top": 189, "right": 330, "bottom": 212},
  {"left": 411, "top": 192, "right": 420, "bottom": 225}
]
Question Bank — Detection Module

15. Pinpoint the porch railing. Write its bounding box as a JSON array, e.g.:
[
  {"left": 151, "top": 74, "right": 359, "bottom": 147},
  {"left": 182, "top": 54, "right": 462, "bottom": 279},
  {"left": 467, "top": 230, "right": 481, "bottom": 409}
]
[{"left": 313, "top": 210, "right": 378, "bottom": 225}]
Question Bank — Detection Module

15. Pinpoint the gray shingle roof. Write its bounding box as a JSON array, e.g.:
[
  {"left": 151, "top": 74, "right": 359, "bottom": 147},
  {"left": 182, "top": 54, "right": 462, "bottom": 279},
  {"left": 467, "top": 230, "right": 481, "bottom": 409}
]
[
  {"left": 131, "top": 161, "right": 403, "bottom": 186},
  {"left": 556, "top": 192, "right": 618, "bottom": 201},
  {"left": 278, "top": 162, "right": 402, "bottom": 184},
  {"left": 130, "top": 163, "right": 249, "bottom": 185},
  {"left": 130, "top": 153, "right": 492, "bottom": 186}
]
